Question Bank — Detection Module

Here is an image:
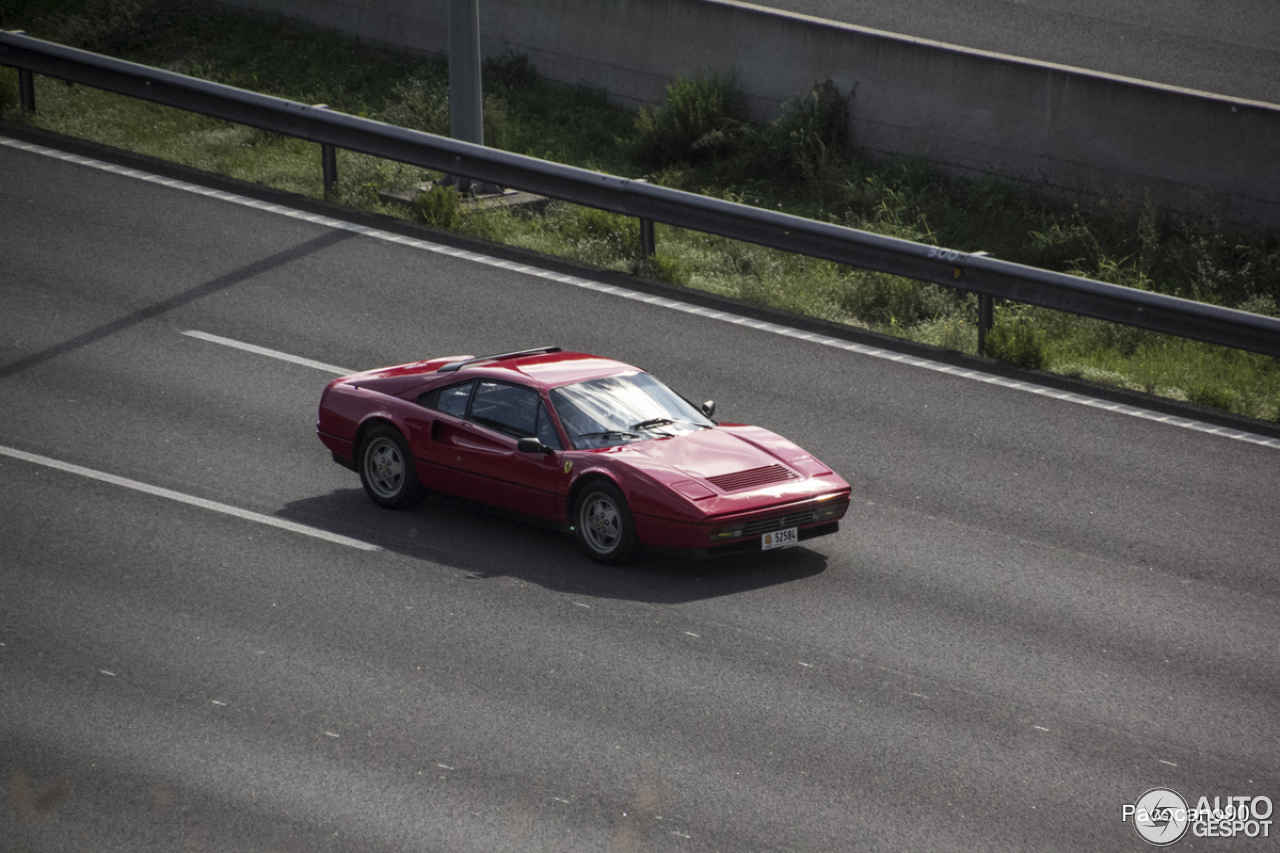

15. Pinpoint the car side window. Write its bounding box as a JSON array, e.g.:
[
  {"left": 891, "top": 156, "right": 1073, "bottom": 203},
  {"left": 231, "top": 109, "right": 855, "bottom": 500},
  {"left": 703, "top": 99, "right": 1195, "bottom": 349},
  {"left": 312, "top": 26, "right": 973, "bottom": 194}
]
[
  {"left": 418, "top": 381, "right": 474, "bottom": 418},
  {"left": 536, "top": 403, "right": 563, "bottom": 450},
  {"left": 469, "top": 381, "right": 540, "bottom": 439}
]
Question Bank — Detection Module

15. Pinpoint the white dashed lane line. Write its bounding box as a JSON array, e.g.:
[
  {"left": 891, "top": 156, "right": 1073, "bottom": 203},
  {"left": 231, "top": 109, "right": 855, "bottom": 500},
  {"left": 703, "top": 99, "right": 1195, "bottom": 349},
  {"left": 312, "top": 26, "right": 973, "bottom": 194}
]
[
  {"left": 0, "top": 445, "right": 380, "bottom": 552},
  {"left": 5, "top": 134, "right": 1278, "bottom": 451},
  {"left": 181, "top": 330, "right": 352, "bottom": 375}
]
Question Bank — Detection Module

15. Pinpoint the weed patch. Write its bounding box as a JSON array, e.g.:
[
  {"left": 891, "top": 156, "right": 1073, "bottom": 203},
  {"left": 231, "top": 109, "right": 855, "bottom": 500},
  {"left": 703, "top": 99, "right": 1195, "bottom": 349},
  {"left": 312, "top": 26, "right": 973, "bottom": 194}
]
[
  {"left": 985, "top": 315, "right": 1049, "bottom": 370},
  {"left": 412, "top": 185, "right": 462, "bottom": 229},
  {"left": 635, "top": 72, "right": 746, "bottom": 168}
]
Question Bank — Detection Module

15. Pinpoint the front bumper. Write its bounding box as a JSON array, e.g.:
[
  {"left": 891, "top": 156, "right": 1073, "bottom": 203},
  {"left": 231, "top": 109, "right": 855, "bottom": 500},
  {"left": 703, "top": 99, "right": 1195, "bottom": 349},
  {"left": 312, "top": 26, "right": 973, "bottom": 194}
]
[{"left": 633, "top": 493, "right": 850, "bottom": 552}]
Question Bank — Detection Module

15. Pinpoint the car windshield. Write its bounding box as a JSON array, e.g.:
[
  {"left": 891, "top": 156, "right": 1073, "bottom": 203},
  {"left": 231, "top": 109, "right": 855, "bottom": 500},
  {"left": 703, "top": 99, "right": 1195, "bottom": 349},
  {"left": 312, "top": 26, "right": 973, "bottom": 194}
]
[{"left": 550, "top": 371, "right": 714, "bottom": 449}]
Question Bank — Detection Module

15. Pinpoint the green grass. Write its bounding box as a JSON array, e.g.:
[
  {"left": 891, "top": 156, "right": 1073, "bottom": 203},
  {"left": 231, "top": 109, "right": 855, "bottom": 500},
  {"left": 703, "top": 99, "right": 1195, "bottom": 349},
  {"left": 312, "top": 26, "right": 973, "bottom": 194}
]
[{"left": 3, "top": 0, "right": 1279, "bottom": 420}]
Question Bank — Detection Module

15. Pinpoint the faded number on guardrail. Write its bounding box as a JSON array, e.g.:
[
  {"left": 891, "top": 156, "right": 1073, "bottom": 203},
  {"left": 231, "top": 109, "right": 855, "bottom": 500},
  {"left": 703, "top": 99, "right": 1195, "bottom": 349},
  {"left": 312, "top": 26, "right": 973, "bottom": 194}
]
[{"left": 927, "top": 247, "right": 966, "bottom": 262}]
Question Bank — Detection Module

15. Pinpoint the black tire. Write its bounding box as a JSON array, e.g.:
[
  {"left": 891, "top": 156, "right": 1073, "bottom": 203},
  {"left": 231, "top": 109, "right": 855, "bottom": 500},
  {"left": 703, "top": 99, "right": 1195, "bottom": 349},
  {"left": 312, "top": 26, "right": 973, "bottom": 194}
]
[
  {"left": 573, "top": 481, "right": 637, "bottom": 564},
  {"left": 358, "top": 425, "right": 423, "bottom": 509}
]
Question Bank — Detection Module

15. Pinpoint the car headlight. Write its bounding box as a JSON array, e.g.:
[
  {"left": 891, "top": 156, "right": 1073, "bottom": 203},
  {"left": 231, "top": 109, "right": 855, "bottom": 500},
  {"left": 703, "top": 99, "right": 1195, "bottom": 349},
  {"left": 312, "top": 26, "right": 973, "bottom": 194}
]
[{"left": 811, "top": 502, "right": 846, "bottom": 523}]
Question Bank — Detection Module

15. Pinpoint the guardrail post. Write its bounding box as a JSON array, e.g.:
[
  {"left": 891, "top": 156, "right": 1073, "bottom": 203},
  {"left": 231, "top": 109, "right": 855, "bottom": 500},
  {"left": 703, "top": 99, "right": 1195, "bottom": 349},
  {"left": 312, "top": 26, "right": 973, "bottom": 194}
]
[
  {"left": 321, "top": 143, "right": 337, "bottom": 199},
  {"left": 978, "top": 293, "right": 994, "bottom": 355},
  {"left": 314, "top": 105, "right": 337, "bottom": 199},
  {"left": 8, "top": 31, "right": 36, "bottom": 112},
  {"left": 18, "top": 68, "right": 35, "bottom": 112},
  {"left": 636, "top": 179, "right": 656, "bottom": 259},
  {"left": 968, "top": 253, "right": 995, "bottom": 356}
]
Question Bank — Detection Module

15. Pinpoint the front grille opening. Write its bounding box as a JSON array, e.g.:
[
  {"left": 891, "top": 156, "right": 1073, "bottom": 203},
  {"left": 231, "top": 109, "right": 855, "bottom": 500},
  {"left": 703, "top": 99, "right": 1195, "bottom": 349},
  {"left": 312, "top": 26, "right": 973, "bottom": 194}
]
[{"left": 743, "top": 510, "right": 818, "bottom": 536}]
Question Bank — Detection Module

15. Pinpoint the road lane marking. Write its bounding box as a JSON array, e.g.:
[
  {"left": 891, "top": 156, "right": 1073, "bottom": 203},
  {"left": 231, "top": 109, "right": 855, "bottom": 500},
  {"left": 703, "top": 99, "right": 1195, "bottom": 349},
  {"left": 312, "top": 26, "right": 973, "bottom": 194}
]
[
  {"left": 0, "top": 445, "right": 380, "bottom": 551},
  {"left": 181, "top": 330, "right": 352, "bottom": 374},
  {"left": 5, "top": 135, "right": 1278, "bottom": 451}
]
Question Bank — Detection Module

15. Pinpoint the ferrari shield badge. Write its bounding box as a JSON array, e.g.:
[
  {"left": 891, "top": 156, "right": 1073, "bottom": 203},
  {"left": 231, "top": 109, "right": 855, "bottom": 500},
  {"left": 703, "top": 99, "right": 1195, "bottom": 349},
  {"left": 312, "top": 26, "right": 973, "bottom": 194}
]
[{"left": 563, "top": 460, "right": 574, "bottom": 475}]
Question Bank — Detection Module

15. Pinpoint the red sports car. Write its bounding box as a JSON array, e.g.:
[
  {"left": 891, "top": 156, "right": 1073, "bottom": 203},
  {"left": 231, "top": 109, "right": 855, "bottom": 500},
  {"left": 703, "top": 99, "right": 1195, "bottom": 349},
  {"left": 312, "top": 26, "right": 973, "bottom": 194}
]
[{"left": 317, "top": 347, "right": 850, "bottom": 563}]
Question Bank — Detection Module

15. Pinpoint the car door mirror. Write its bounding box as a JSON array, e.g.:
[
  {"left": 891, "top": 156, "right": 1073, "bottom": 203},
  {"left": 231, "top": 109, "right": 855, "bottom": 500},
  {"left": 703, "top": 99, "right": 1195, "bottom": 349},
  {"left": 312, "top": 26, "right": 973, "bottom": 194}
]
[
  {"left": 700, "top": 400, "right": 716, "bottom": 418},
  {"left": 518, "top": 437, "right": 554, "bottom": 454}
]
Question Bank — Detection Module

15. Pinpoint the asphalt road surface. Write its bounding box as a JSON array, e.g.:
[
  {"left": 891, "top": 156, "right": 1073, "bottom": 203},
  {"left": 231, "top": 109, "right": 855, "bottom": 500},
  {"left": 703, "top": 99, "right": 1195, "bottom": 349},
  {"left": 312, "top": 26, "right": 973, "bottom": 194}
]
[
  {"left": 2, "top": 136, "right": 1278, "bottom": 852},
  {"left": 755, "top": 0, "right": 1280, "bottom": 105}
]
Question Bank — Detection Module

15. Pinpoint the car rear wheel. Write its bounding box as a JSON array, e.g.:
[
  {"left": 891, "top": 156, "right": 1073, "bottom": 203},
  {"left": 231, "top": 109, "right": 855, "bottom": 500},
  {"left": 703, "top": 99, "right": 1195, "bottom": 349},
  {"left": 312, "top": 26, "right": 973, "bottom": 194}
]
[
  {"left": 574, "top": 481, "right": 637, "bottom": 564},
  {"left": 358, "top": 425, "right": 423, "bottom": 509}
]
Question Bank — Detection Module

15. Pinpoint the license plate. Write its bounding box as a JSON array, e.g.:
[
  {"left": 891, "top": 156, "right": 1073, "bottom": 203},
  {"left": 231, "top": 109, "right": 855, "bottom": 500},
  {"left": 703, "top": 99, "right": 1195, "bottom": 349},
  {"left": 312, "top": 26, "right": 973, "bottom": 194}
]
[{"left": 761, "top": 527, "right": 798, "bottom": 550}]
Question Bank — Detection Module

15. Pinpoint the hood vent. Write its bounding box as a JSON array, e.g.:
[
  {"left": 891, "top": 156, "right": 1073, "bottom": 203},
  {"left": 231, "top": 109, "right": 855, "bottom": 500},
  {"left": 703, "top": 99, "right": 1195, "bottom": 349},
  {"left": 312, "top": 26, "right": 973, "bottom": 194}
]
[{"left": 707, "top": 464, "right": 798, "bottom": 493}]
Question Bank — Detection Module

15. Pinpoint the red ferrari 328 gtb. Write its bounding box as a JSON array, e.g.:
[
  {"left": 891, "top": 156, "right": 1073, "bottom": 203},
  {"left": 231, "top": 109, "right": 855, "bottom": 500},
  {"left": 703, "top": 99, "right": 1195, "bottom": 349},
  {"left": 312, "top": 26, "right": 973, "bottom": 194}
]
[{"left": 317, "top": 347, "right": 850, "bottom": 563}]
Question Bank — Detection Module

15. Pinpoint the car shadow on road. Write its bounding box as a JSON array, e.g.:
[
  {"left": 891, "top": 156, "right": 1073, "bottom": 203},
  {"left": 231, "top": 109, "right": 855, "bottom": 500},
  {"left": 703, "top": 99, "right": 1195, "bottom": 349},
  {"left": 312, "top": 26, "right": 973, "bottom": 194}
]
[{"left": 276, "top": 488, "right": 829, "bottom": 604}]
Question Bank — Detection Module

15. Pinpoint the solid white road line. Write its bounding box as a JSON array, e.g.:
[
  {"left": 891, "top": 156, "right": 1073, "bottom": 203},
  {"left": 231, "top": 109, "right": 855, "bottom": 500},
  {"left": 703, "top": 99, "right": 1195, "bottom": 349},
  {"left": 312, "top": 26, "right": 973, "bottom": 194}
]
[
  {"left": 5, "top": 134, "right": 1278, "bottom": 451},
  {"left": 0, "top": 445, "right": 380, "bottom": 551},
  {"left": 182, "top": 329, "right": 352, "bottom": 375}
]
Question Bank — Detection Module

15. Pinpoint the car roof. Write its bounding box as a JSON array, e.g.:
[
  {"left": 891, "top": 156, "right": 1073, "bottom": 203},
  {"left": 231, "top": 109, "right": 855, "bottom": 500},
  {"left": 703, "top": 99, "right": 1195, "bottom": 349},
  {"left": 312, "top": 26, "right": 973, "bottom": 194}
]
[{"left": 440, "top": 350, "right": 639, "bottom": 390}]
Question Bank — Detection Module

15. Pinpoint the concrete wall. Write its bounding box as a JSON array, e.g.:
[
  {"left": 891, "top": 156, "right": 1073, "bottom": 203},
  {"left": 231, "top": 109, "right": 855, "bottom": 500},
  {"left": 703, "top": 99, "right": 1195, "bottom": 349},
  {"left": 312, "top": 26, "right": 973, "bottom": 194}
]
[{"left": 210, "top": 0, "right": 1280, "bottom": 229}]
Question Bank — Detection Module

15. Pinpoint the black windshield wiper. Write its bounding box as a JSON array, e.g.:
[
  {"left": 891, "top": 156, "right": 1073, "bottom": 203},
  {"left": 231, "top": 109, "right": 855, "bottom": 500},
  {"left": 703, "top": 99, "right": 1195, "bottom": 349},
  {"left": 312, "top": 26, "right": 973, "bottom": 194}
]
[
  {"left": 576, "top": 430, "right": 642, "bottom": 440},
  {"left": 631, "top": 417, "right": 678, "bottom": 431}
]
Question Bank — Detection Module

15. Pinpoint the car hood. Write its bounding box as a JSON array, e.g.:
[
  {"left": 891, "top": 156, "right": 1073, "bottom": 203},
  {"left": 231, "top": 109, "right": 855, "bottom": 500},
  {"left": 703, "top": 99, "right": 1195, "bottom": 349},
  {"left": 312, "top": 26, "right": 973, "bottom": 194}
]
[
  {"left": 627, "top": 427, "right": 790, "bottom": 480},
  {"left": 596, "top": 425, "right": 847, "bottom": 520},
  {"left": 621, "top": 425, "right": 837, "bottom": 494}
]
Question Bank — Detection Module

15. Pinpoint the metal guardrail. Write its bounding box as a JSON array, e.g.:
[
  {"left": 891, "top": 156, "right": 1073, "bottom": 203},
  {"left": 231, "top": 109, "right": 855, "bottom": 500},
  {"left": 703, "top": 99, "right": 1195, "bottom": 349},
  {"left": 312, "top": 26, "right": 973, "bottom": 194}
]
[{"left": 3, "top": 30, "right": 1279, "bottom": 358}]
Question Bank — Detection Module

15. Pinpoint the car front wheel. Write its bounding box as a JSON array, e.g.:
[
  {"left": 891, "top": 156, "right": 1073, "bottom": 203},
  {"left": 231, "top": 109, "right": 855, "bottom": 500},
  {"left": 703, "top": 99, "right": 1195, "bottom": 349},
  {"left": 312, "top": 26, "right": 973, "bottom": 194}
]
[
  {"left": 358, "top": 425, "right": 423, "bottom": 509},
  {"left": 574, "top": 481, "right": 637, "bottom": 564}
]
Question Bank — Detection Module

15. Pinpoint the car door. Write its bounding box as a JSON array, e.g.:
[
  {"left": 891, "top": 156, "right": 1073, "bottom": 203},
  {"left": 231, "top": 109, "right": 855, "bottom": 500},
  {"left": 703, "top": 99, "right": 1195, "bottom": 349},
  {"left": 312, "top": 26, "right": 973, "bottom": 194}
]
[
  {"left": 453, "top": 380, "right": 567, "bottom": 518},
  {"left": 412, "top": 379, "right": 476, "bottom": 498}
]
